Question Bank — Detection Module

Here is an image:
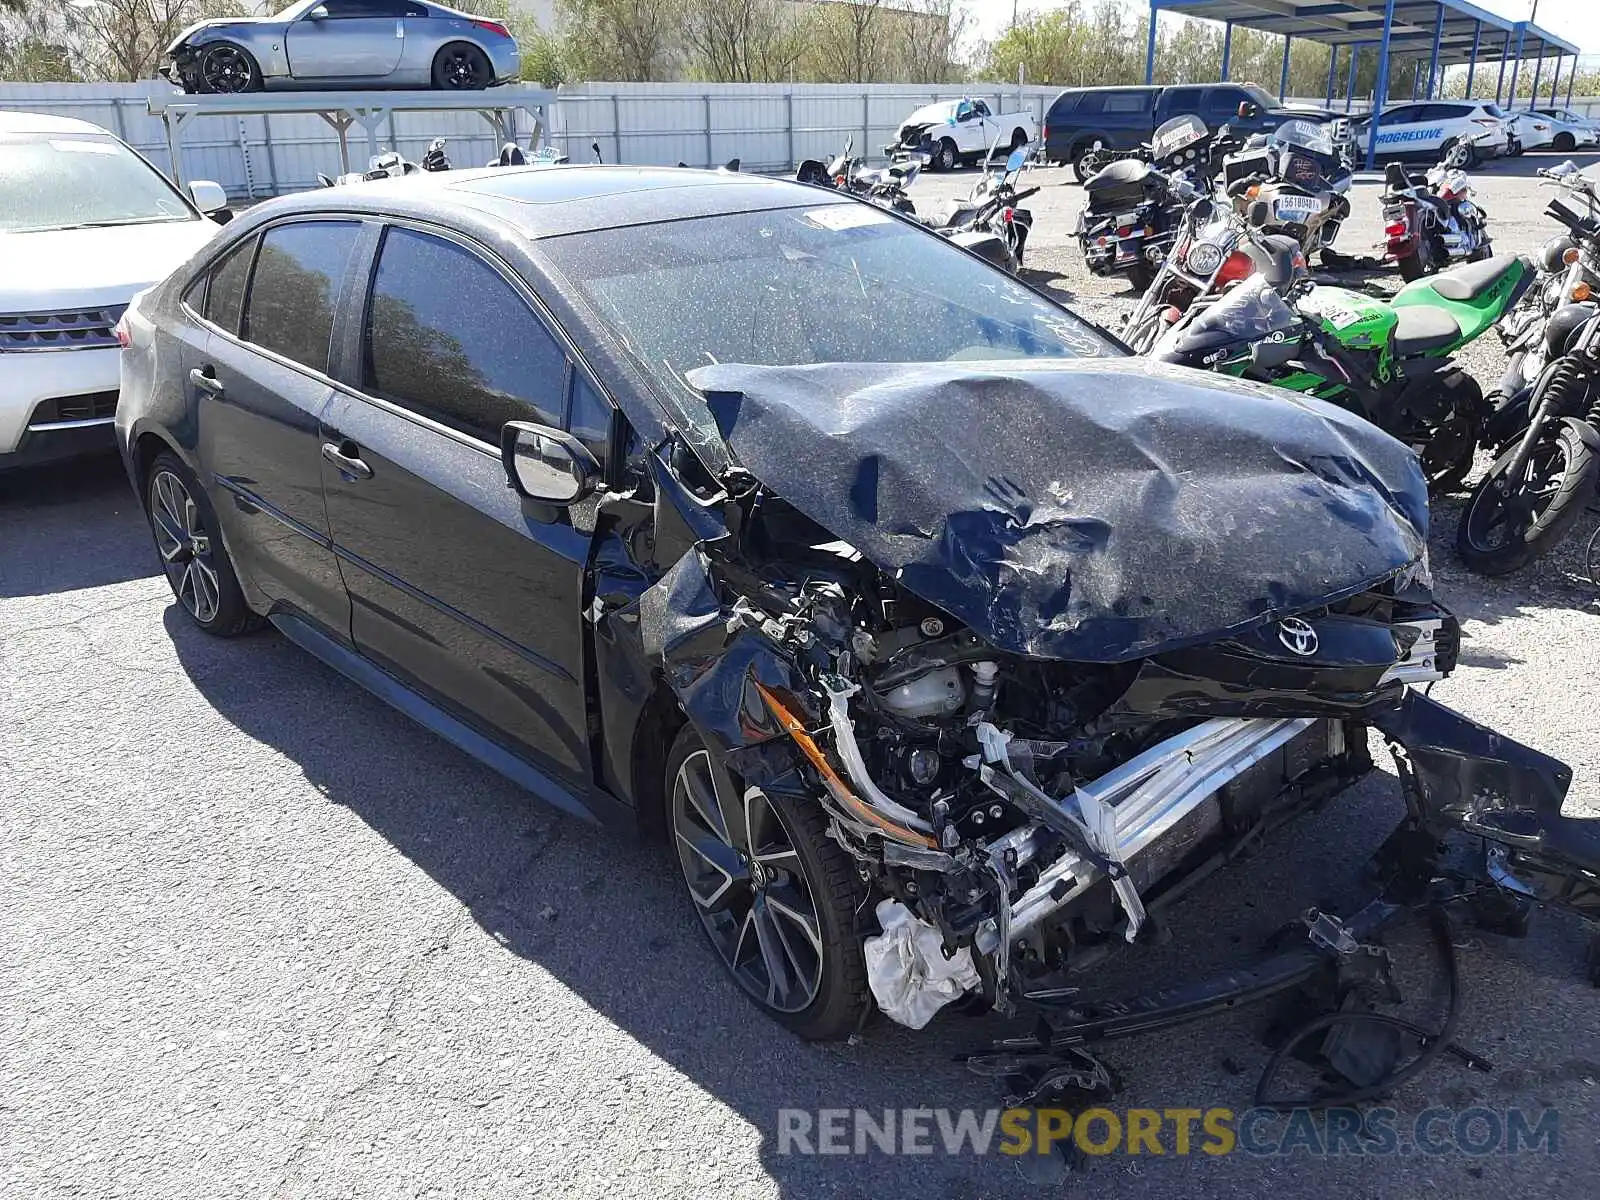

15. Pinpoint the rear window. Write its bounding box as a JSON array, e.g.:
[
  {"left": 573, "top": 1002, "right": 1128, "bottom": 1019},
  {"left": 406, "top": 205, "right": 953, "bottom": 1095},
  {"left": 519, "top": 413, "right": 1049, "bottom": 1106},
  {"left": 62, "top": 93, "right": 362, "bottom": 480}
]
[{"left": 1047, "top": 92, "right": 1081, "bottom": 119}]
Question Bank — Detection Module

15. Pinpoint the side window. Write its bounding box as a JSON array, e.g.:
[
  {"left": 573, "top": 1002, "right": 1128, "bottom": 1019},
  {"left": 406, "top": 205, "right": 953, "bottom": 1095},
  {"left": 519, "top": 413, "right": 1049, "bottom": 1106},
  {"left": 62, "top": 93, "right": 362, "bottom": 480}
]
[
  {"left": 1103, "top": 91, "right": 1149, "bottom": 114},
  {"left": 362, "top": 226, "right": 566, "bottom": 444},
  {"left": 1048, "top": 92, "right": 1080, "bottom": 120},
  {"left": 567, "top": 370, "right": 614, "bottom": 468},
  {"left": 1383, "top": 106, "right": 1418, "bottom": 124},
  {"left": 322, "top": 0, "right": 413, "bottom": 16},
  {"left": 1202, "top": 88, "right": 1246, "bottom": 122},
  {"left": 1161, "top": 87, "right": 1202, "bottom": 117},
  {"left": 1074, "top": 92, "right": 1107, "bottom": 115},
  {"left": 973, "top": 100, "right": 991, "bottom": 117},
  {"left": 201, "top": 235, "right": 256, "bottom": 336},
  {"left": 242, "top": 221, "right": 360, "bottom": 374}
]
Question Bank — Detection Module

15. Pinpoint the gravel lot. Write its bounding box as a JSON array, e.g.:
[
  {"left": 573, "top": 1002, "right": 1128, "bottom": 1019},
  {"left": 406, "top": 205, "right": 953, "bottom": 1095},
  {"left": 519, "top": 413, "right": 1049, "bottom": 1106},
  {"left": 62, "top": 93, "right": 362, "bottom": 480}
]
[{"left": 4, "top": 153, "right": 1600, "bottom": 1199}]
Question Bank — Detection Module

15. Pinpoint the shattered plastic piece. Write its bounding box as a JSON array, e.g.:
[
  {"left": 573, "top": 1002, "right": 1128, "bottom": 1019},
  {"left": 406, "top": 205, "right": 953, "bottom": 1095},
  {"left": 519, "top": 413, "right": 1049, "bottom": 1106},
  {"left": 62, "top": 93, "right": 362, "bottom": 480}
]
[
  {"left": 864, "top": 899, "right": 981, "bottom": 1029},
  {"left": 1074, "top": 788, "right": 1148, "bottom": 942},
  {"left": 689, "top": 359, "right": 1428, "bottom": 663}
]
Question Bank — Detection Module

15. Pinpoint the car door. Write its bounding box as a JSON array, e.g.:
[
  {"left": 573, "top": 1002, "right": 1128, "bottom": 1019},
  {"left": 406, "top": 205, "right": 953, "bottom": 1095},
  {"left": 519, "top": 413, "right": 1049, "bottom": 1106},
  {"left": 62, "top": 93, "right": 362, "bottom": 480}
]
[
  {"left": 318, "top": 222, "right": 596, "bottom": 785},
  {"left": 1370, "top": 105, "right": 1422, "bottom": 155},
  {"left": 285, "top": 0, "right": 408, "bottom": 79},
  {"left": 186, "top": 219, "right": 363, "bottom": 637}
]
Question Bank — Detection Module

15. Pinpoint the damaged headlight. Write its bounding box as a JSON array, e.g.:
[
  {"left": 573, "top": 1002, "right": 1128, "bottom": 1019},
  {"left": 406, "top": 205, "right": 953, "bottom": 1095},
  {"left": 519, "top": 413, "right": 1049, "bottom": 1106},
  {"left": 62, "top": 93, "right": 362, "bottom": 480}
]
[{"left": 1393, "top": 546, "right": 1432, "bottom": 596}]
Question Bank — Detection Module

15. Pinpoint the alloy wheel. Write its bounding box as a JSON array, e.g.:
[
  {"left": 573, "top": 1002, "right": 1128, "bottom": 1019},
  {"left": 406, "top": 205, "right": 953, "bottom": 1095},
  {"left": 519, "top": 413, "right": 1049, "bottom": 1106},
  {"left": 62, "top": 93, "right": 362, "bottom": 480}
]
[
  {"left": 671, "top": 749, "right": 825, "bottom": 1013},
  {"left": 149, "top": 470, "right": 221, "bottom": 625},
  {"left": 1465, "top": 440, "right": 1568, "bottom": 552},
  {"left": 441, "top": 48, "right": 486, "bottom": 89},
  {"left": 201, "top": 46, "right": 253, "bottom": 94}
]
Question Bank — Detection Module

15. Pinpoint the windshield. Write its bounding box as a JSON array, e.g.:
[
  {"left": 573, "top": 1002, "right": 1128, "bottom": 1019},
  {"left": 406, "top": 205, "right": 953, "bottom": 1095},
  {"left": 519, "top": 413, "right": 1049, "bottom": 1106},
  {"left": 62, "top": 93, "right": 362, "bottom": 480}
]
[
  {"left": 0, "top": 133, "right": 196, "bottom": 234},
  {"left": 1169, "top": 275, "right": 1298, "bottom": 352},
  {"left": 1152, "top": 114, "right": 1207, "bottom": 159},
  {"left": 542, "top": 204, "right": 1117, "bottom": 441},
  {"left": 1271, "top": 118, "right": 1334, "bottom": 155}
]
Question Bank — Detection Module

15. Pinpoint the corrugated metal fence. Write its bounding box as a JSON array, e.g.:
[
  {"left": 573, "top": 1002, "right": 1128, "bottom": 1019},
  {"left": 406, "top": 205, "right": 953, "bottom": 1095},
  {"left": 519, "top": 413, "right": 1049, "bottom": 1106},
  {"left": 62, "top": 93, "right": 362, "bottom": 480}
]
[
  {"left": 4, "top": 79, "right": 1596, "bottom": 201},
  {"left": 0, "top": 79, "right": 1053, "bottom": 199}
]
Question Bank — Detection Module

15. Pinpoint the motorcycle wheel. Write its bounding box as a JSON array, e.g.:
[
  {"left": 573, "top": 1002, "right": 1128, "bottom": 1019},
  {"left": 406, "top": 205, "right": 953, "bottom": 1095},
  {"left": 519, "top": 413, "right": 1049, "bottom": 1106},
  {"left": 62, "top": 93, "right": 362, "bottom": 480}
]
[
  {"left": 1410, "top": 370, "right": 1485, "bottom": 495},
  {"left": 1457, "top": 418, "right": 1600, "bottom": 575}
]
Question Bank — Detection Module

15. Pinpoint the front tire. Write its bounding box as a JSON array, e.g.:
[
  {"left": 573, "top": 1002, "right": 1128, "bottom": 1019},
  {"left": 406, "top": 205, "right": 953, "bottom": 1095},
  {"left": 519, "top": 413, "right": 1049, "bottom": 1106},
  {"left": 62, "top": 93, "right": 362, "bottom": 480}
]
[
  {"left": 433, "top": 42, "right": 492, "bottom": 90},
  {"left": 144, "top": 452, "right": 260, "bottom": 637},
  {"left": 1555, "top": 132, "right": 1577, "bottom": 153},
  {"left": 1457, "top": 419, "right": 1600, "bottom": 575},
  {"left": 195, "top": 43, "right": 261, "bottom": 94},
  {"left": 666, "top": 724, "right": 870, "bottom": 1040},
  {"left": 934, "top": 138, "right": 958, "bottom": 172}
]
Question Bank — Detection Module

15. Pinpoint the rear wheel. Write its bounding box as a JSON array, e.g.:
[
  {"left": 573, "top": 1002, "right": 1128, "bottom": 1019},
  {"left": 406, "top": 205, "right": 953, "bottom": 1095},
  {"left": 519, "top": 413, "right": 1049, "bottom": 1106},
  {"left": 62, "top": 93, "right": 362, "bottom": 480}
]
[
  {"left": 666, "top": 724, "right": 870, "bottom": 1040},
  {"left": 1407, "top": 370, "right": 1484, "bottom": 495},
  {"left": 144, "top": 452, "right": 261, "bottom": 637},
  {"left": 432, "top": 42, "right": 492, "bottom": 90},
  {"left": 1457, "top": 419, "right": 1600, "bottom": 575},
  {"left": 196, "top": 43, "right": 260, "bottom": 94}
]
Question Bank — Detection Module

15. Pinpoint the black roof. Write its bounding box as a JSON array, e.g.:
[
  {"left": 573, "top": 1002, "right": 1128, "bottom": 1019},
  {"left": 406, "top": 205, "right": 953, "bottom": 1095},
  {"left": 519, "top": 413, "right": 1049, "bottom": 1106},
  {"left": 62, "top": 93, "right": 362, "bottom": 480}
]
[{"left": 249, "top": 165, "right": 829, "bottom": 241}]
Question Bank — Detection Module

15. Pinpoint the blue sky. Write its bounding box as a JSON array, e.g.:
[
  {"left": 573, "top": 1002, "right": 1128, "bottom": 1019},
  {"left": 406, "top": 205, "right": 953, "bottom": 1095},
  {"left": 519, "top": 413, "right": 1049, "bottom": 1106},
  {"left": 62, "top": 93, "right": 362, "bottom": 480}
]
[{"left": 969, "top": 1, "right": 1596, "bottom": 57}]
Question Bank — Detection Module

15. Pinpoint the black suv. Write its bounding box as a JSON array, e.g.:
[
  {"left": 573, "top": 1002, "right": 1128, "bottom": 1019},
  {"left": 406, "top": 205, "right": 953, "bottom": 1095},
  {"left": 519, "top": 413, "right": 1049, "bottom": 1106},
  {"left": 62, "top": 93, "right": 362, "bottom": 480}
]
[
  {"left": 1045, "top": 82, "right": 1340, "bottom": 179},
  {"left": 114, "top": 166, "right": 1589, "bottom": 1045}
]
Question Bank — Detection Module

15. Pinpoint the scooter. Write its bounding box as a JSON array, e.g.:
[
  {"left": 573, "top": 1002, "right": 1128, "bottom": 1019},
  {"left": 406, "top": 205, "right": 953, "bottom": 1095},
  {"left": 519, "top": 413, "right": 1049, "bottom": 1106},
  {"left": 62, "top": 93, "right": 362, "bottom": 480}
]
[
  {"left": 1151, "top": 204, "right": 1534, "bottom": 492},
  {"left": 1380, "top": 140, "right": 1492, "bottom": 281}
]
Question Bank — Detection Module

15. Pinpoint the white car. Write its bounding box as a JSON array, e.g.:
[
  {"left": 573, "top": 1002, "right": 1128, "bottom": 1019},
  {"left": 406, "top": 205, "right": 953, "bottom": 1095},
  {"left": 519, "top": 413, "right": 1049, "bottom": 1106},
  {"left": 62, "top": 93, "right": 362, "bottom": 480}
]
[
  {"left": 1352, "top": 100, "right": 1508, "bottom": 167},
  {"left": 1533, "top": 108, "right": 1600, "bottom": 153},
  {"left": 1, "top": 111, "right": 228, "bottom": 471},
  {"left": 885, "top": 97, "right": 1038, "bottom": 172},
  {"left": 1505, "top": 109, "right": 1555, "bottom": 154}
]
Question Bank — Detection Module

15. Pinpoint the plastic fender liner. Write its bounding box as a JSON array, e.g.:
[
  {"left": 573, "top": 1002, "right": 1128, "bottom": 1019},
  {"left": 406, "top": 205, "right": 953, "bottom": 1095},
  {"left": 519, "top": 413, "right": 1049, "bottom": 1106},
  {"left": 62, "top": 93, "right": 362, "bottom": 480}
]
[{"left": 1373, "top": 690, "right": 1599, "bottom": 906}]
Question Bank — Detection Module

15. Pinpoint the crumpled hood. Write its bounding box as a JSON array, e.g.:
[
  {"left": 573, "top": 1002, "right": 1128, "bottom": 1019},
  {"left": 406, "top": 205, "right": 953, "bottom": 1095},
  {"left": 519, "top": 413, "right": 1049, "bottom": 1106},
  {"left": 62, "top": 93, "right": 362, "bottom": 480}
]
[
  {"left": 0, "top": 221, "right": 218, "bottom": 312},
  {"left": 901, "top": 103, "right": 958, "bottom": 130},
  {"left": 689, "top": 359, "right": 1429, "bottom": 663},
  {"left": 166, "top": 18, "right": 271, "bottom": 53}
]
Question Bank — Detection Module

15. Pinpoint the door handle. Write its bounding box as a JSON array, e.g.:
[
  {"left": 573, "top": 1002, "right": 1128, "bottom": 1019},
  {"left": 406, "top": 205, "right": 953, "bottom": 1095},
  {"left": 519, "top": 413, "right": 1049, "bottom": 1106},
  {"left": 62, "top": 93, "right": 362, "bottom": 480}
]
[
  {"left": 189, "top": 366, "right": 224, "bottom": 397},
  {"left": 321, "top": 440, "right": 373, "bottom": 480}
]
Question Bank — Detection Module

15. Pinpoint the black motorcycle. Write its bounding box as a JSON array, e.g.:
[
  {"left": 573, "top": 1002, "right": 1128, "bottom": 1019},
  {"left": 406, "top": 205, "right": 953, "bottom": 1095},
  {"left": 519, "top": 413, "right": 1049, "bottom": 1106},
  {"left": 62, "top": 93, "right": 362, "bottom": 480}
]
[
  {"left": 1076, "top": 113, "right": 1223, "bottom": 292},
  {"left": 1458, "top": 303, "right": 1600, "bottom": 574},
  {"left": 920, "top": 136, "right": 1038, "bottom": 273}
]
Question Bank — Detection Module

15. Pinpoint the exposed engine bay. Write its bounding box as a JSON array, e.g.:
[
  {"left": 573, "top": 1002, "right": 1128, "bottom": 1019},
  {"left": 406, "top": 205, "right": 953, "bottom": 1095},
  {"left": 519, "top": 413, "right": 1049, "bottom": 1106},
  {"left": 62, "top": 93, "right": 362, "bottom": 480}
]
[{"left": 629, "top": 358, "right": 1600, "bottom": 1100}]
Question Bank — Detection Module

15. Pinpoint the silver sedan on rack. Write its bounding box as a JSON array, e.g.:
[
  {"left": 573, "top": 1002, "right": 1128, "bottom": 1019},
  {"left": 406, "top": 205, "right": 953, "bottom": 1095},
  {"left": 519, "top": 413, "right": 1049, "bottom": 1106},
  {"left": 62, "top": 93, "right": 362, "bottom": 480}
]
[{"left": 158, "top": 0, "right": 520, "bottom": 94}]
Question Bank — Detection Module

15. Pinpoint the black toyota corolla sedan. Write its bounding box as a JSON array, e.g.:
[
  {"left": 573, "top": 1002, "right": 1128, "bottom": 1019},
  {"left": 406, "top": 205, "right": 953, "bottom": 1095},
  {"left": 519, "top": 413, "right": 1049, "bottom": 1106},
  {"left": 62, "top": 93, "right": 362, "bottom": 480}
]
[{"left": 116, "top": 166, "right": 1595, "bottom": 1046}]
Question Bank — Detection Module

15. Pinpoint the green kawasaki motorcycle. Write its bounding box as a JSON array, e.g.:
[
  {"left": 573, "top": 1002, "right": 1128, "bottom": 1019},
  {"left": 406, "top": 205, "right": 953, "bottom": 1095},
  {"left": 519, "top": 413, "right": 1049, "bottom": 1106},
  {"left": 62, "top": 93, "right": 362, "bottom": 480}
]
[{"left": 1150, "top": 240, "right": 1533, "bottom": 491}]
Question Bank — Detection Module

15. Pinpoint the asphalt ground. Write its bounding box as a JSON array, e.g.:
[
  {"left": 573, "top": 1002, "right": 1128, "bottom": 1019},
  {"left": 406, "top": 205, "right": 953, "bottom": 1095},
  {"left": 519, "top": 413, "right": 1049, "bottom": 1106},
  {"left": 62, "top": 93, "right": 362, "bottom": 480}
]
[{"left": 4, "top": 150, "right": 1600, "bottom": 1199}]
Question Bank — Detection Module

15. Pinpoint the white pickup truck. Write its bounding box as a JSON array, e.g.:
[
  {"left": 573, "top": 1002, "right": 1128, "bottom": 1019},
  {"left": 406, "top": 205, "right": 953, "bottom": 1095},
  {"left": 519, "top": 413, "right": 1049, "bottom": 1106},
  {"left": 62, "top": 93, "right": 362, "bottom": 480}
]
[{"left": 885, "top": 98, "right": 1038, "bottom": 171}]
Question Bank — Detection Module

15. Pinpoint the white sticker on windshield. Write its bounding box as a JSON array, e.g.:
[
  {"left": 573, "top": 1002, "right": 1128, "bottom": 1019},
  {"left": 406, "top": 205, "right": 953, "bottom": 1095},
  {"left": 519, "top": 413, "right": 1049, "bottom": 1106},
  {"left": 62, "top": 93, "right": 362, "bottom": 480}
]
[
  {"left": 51, "top": 139, "right": 120, "bottom": 154},
  {"left": 803, "top": 206, "right": 893, "bottom": 231}
]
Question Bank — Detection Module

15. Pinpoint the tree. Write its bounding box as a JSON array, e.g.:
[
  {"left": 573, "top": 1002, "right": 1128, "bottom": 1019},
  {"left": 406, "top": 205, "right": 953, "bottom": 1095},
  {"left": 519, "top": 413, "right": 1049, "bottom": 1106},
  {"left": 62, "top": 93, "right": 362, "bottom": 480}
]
[
  {"left": 680, "top": 0, "right": 805, "bottom": 83},
  {"left": 808, "top": 0, "right": 889, "bottom": 83},
  {"left": 558, "top": 0, "right": 680, "bottom": 82},
  {"left": 897, "top": 0, "right": 968, "bottom": 85}
]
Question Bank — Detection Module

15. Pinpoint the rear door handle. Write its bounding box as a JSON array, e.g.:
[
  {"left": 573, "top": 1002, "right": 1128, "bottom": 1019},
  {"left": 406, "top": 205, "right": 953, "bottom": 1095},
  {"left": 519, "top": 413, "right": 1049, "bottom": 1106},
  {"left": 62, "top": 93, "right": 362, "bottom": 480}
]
[
  {"left": 189, "top": 366, "right": 224, "bottom": 397},
  {"left": 321, "top": 440, "right": 373, "bottom": 480}
]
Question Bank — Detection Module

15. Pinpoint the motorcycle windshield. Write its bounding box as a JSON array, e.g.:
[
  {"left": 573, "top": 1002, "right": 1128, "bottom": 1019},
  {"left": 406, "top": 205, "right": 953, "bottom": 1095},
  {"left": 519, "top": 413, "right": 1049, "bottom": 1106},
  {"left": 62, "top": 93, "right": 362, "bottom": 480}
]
[
  {"left": 1169, "top": 275, "right": 1300, "bottom": 354},
  {"left": 1152, "top": 115, "right": 1208, "bottom": 160},
  {"left": 1270, "top": 119, "right": 1335, "bottom": 157},
  {"left": 1271, "top": 119, "right": 1340, "bottom": 187}
]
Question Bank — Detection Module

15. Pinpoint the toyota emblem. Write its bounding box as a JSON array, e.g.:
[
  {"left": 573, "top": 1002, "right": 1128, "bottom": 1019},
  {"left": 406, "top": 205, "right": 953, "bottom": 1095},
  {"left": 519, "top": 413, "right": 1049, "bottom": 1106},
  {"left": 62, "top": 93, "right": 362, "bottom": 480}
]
[{"left": 1278, "top": 617, "right": 1319, "bottom": 657}]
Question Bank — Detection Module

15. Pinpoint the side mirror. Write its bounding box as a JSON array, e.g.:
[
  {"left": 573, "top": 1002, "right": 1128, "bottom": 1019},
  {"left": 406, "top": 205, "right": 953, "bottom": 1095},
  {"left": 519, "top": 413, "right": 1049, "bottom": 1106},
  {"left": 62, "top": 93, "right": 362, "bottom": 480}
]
[
  {"left": 1237, "top": 101, "right": 1261, "bottom": 119},
  {"left": 501, "top": 421, "right": 600, "bottom": 504},
  {"left": 188, "top": 179, "right": 228, "bottom": 214},
  {"left": 1247, "top": 200, "right": 1270, "bottom": 228},
  {"left": 306, "top": 3, "right": 328, "bottom": 17},
  {"left": 591, "top": 140, "right": 603, "bottom": 163}
]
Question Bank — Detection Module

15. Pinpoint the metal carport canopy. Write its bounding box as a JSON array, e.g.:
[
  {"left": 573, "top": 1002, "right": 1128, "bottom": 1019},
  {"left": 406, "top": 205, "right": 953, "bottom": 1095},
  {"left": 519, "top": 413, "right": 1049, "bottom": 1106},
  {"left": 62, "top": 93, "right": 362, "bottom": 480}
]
[{"left": 1145, "top": 1, "right": 1582, "bottom": 167}]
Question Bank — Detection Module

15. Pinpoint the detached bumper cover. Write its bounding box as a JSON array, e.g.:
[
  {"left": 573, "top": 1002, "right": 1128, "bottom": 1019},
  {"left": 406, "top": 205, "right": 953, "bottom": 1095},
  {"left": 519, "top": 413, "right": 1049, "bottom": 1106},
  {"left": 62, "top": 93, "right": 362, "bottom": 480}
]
[{"left": 1374, "top": 689, "right": 1600, "bottom": 895}]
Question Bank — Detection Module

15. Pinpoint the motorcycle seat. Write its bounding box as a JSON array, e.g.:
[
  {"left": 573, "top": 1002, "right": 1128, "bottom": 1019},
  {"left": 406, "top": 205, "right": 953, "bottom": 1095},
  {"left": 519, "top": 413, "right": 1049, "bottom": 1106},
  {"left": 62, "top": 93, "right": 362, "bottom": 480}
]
[
  {"left": 1428, "top": 255, "right": 1519, "bottom": 302},
  {"left": 1390, "top": 306, "right": 1462, "bottom": 357},
  {"left": 1085, "top": 159, "right": 1156, "bottom": 193}
]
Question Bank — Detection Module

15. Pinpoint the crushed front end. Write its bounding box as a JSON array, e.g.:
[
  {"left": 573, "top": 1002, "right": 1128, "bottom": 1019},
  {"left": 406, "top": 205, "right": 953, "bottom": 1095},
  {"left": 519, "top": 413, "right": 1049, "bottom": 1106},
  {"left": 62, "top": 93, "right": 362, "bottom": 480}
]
[{"left": 639, "top": 359, "right": 1597, "bottom": 1058}]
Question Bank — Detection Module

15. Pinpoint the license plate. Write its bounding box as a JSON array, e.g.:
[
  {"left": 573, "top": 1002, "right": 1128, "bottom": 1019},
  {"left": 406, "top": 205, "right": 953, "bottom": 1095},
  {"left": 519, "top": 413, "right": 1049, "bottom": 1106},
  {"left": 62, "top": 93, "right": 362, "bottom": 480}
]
[
  {"left": 1274, "top": 194, "right": 1326, "bottom": 218},
  {"left": 1114, "top": 212, "right": 1140, "bottom": 226}
]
